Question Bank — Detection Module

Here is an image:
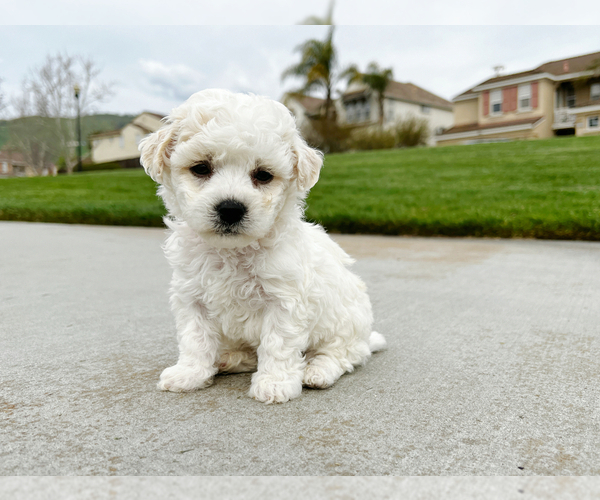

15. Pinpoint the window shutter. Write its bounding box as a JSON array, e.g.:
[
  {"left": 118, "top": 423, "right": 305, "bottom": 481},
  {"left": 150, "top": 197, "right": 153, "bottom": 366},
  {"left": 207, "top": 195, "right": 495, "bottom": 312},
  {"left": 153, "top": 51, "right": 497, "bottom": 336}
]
[
  {"left": 503, "top": 87, "right": 517, "bottom": 112},
  {"left": 503, "top": 88, "right": 510, "bottom": 112},
  {"left": 483, "top": 91, "right": 489, "bottom": 116},
  {"left": 531, "top": 81, "right": 538, "bottom": 108}
]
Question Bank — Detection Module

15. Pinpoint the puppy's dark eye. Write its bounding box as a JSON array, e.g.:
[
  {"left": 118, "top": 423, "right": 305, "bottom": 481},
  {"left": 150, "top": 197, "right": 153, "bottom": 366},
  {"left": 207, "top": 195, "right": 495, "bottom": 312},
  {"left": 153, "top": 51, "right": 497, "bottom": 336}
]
[
  {"left": 190, "top": 162, "right": 211, "bottom": 177},
  {"left": 253, "top": 169, "right": 274, "bottom": 184}
]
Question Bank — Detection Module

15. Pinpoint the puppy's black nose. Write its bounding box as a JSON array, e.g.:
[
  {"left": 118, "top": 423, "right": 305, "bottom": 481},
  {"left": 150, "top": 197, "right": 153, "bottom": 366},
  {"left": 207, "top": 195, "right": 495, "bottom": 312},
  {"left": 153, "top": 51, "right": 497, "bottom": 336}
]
[{"left": 216, "top": 200, "right": 247, "bottom": 225}]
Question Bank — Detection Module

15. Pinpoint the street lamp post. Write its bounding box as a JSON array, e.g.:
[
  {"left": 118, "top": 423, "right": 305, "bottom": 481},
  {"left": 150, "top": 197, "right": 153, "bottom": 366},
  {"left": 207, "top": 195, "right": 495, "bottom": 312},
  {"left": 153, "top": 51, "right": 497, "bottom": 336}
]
[{"left": 74, "top": 84, "right": 82, "bottom": 172}]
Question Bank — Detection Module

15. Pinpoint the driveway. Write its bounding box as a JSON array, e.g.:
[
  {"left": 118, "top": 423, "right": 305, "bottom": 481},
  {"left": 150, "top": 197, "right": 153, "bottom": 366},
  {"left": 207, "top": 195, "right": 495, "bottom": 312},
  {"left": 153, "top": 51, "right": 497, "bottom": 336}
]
[{"left": 1, "top": 222, "right": 599, "bottom": 476}]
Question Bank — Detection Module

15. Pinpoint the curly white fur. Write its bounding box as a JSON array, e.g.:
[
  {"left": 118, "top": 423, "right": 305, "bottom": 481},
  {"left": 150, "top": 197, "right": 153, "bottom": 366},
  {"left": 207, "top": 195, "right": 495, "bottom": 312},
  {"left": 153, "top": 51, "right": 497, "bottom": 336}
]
[{"left": 139, "top": 89, "right": 385, "bottom": 403}]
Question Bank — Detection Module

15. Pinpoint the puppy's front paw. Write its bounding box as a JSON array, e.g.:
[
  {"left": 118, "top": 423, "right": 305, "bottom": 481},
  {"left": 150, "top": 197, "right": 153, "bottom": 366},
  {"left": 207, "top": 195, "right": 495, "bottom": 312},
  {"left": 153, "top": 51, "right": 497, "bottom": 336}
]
[
  {"left": 249, "top": 373, "right": 302, "bottom": 404},
  {"left": 157, "top": 364, "right": 215, "bottom": 392}
]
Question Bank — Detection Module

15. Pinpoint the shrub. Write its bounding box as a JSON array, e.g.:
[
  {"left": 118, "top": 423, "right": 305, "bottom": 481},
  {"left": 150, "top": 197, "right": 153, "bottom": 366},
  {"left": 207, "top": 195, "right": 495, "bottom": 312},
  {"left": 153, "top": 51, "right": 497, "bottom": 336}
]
[
  {"left": 82, "top": 161, "right": 123, "bottom": 172},
  {"left": 57, "top": 158, "right": 123, "bottom": 173},
  {"left": 302, "top": 117, "right": 352, "bottom": 153},
  {"left": 394, "top": 116, "right": 430, "bottom": 147},
  {"left": 346, "top": 126, "right": 397, "bottom": 151}
]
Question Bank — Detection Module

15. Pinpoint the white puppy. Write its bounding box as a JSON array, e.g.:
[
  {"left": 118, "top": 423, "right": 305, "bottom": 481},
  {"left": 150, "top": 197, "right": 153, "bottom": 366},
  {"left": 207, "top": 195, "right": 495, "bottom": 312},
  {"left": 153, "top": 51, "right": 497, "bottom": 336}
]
[{"left": 139, "top": 89, "right": 385, "bottom": 403}]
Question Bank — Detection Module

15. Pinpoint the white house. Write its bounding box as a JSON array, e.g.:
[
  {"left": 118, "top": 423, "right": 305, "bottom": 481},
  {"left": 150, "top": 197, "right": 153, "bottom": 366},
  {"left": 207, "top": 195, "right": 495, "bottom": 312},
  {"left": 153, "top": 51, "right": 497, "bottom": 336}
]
[
  {"left": 90, "top": 112, "right": 164, "bottom": 167},
  {"left": 339, "top": 80, "right": 454, "bottom": 144}
]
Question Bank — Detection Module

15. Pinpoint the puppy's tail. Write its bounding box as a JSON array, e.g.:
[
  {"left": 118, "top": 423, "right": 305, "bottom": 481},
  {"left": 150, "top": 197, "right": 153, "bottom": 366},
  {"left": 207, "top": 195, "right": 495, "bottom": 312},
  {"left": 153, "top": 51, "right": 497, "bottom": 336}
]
[{"left": 369, "top": 331, "right": 387, "bottom": 353}]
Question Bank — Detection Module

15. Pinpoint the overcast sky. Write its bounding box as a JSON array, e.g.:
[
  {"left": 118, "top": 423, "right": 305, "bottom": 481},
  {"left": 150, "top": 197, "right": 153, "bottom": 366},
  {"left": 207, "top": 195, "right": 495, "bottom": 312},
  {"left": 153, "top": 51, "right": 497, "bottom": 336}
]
[{"left": 2, "top": 1, "right": 599, "bottom": 118}]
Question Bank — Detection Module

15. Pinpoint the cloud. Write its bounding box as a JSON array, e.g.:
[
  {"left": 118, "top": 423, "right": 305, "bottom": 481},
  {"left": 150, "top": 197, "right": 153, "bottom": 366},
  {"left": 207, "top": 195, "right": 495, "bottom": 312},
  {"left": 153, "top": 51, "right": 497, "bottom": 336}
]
[
  {"left": 138, "top": 59, "right": 206, "bottom": 101},
  {"left": 4, "top": 0, "right": 600, "bottom": 25}
]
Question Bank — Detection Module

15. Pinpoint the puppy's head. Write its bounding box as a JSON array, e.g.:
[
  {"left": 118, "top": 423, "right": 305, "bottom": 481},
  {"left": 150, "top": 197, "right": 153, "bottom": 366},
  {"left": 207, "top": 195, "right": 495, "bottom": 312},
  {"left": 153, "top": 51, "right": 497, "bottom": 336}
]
[{"left": 139, "top": 89, "right": 323, "bottom": 249}]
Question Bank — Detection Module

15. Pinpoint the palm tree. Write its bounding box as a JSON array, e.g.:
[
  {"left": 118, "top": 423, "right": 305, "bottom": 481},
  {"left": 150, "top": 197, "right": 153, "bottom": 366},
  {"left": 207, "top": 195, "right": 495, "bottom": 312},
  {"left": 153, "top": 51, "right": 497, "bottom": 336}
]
[
  {"left": 344, "top": 62, "right": 394, "bottom": 127},
  {"left": 298, "top": 0, "right": 334, "bottom": 25},
  {"left": 281, "top": 25, "right": 338, "bottom": 120}
]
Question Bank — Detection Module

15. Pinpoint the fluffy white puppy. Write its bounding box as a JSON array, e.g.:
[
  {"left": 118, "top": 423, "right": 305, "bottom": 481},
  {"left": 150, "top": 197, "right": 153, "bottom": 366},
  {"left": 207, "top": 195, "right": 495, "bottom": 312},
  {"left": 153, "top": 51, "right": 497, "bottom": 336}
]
[{"left": 139, "top": 89, "right": 385, "bottom": 403}]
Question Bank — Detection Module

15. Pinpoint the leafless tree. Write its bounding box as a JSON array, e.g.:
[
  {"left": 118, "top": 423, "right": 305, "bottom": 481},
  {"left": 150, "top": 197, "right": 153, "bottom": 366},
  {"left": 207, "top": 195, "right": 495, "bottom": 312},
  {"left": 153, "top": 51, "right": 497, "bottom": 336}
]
[
  {"left": 9, "top": 53, "right": 114, "bottom": 174},
  {"left": 0, "top": 78, "right": 5, "bottom": 115},
  {"left": 8, "top": 83, "right": 57, "bottom": 175}
]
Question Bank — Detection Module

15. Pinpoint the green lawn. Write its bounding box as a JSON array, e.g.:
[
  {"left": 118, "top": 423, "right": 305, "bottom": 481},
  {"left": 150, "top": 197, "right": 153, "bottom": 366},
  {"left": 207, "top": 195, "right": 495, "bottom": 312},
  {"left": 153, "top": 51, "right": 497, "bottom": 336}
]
[
  {"left": 0, "top": 169, "right": 163, "bottom": 227},
  {"left": 1, "top": 135, "right": 600, "bottom": 239}
]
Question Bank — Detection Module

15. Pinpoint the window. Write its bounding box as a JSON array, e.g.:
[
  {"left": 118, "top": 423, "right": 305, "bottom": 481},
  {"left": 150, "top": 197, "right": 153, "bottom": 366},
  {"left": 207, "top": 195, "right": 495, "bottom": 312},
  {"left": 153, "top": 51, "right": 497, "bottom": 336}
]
[
  {"left": 490, "top": 90, "right": 502, "bottom": 115},
  {"left": 518, "top": 84, "right": 531, "bottom": 110},
  {"left": 567, "top": 88, "right": 576, "bottom": 108},
  {"left": 345, "top": 101, "right": 354, "bottom": 122},
  {"left": 589, "top": 116, "right": 599, "bottom": 128},
  {"left": 591, "top": 83, "right": 600, "bottom": 101},
  {"left": 386, "top": 106, "right": 395, "bottom": 123},
  {"left": 119, "top": 136, "right": 124, "bottom": 148},
  {"left": 362, "top": 99, "right": 371, "bottom": 121},
  {"left": 346, "top": 98, "right": 370, "bottom": 123},
  {"left": 421, "top": 105, "right": 431, "bottom": 114}
]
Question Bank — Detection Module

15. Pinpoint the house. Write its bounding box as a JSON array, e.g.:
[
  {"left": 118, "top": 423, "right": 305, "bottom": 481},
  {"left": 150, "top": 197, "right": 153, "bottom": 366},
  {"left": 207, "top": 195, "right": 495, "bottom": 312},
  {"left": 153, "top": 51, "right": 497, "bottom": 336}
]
[
  {"left": 283, "top": 94, "right": 327, "bottom": 130},
  {"left": 0, "top": 150, "right": 31, "bottom": 177},
  {"left": 284, "top": 81, "right": 454, "bottom": 146},
  {"left": 339, "top": 80, "right": 454, "bottom": 144},
  {"left": 436, "top": 51, "right": 600, "bottom": 146},
  {"left": 90, "top": 112, "right": 164, "bottom": 167},
  {"left": 0, "top": 149, "right": 57, "bottom": 177}
]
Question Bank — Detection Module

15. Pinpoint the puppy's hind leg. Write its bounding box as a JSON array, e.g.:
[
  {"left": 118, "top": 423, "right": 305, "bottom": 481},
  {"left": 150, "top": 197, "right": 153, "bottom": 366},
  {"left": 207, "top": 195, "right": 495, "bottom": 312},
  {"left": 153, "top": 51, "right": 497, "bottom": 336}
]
[
  {"left": 303, "top": 336, "right": 372, "bottom": 389},
  {"left": 217, "top": 348, "right": 258, "bottom": 374}
]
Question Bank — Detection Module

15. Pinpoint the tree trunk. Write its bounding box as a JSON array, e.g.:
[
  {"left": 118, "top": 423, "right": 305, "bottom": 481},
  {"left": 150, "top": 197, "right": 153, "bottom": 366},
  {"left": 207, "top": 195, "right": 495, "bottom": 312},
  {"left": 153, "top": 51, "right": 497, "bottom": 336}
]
[
  {"left": 378, "top": 93, "right": 385, "bottom": 128},
  {"left": 325, "top": 87, "right": 333, "bottom": 121}
]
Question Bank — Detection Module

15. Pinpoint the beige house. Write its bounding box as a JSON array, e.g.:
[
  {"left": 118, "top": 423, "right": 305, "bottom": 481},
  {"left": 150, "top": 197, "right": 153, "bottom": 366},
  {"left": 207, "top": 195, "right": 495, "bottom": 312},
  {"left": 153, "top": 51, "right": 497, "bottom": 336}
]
[
  {"left": 90, "top": 112, "right": 164, "bottom": 167},
  {"left": 339, "top": 80, "right": 454, "bottom": 144},
  {"left": 437, "top": 51, "right": 600, "bottom": 146}
]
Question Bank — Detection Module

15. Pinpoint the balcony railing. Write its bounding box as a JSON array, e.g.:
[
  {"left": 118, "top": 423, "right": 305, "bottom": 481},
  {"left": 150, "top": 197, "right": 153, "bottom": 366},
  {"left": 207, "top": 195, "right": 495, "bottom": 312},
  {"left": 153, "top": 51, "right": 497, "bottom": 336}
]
[{"left": 553, "top": 108, "right": 576, "bottom": 129}]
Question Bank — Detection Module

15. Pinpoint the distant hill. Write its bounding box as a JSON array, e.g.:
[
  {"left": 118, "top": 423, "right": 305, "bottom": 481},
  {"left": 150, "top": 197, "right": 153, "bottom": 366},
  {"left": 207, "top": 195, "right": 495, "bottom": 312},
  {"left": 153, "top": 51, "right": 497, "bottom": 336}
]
[
  {"left": 83, "top": 114, "right": 137, "bottom": 142},
  {"left": 0, "top": 121, "right": 8, "bottom": 149},
  {"left": 0, "top": 113, "right": 137, "bottom": 151}
]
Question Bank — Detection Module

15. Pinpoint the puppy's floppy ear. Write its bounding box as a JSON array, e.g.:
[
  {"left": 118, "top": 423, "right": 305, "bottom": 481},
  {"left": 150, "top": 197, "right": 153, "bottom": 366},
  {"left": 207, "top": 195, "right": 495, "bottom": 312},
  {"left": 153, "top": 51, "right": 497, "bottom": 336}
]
[
  {"left": 139, "top": 125, "right": 176, "bottom": 184},
  {"left": 293, "top": 136, "right": 324, "bottom": 192}
]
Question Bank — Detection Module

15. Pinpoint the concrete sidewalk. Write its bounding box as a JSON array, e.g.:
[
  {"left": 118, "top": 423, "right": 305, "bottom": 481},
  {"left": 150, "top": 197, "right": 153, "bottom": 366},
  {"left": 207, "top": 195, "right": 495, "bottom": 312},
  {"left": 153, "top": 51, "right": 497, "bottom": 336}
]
[
  {"left": 1, "top": 222, "right": 599, "bottom": 476},
  {"left": 2, "top": 477, "right": 600, "bottom": 499}
]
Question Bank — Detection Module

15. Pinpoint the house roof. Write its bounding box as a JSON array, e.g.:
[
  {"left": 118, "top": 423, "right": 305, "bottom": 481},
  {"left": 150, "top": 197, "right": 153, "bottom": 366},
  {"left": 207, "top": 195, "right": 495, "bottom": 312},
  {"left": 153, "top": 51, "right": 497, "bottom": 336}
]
[
  {"left": 130, "top": 123, "right": 154, "bottom": 135},
  {"left": 89, "top": 111, "right": 164, "bottom": 139},
  {"left": 343, "top": 80, "right": 452, "bottom": 110},
  {"left": 298, "top": 95, "right": 326, "bottom": 114},
  {"left": 439, "top": 117, "right": 543, "bottom": 135},
  {"left": 0, "top": 149, "right": 26, "bottom": 165},
  {"left": 456, "top": 50, "right": 600, "bottom": 99},
  {"left": 284, "top": 94, "right": 326, "bottom": 116},
  {"left": 89, "top": 129, "right": 122, "bottom": 139},
  {"left": 140, "top": 111, "right": 166, "bottom": 120}
]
